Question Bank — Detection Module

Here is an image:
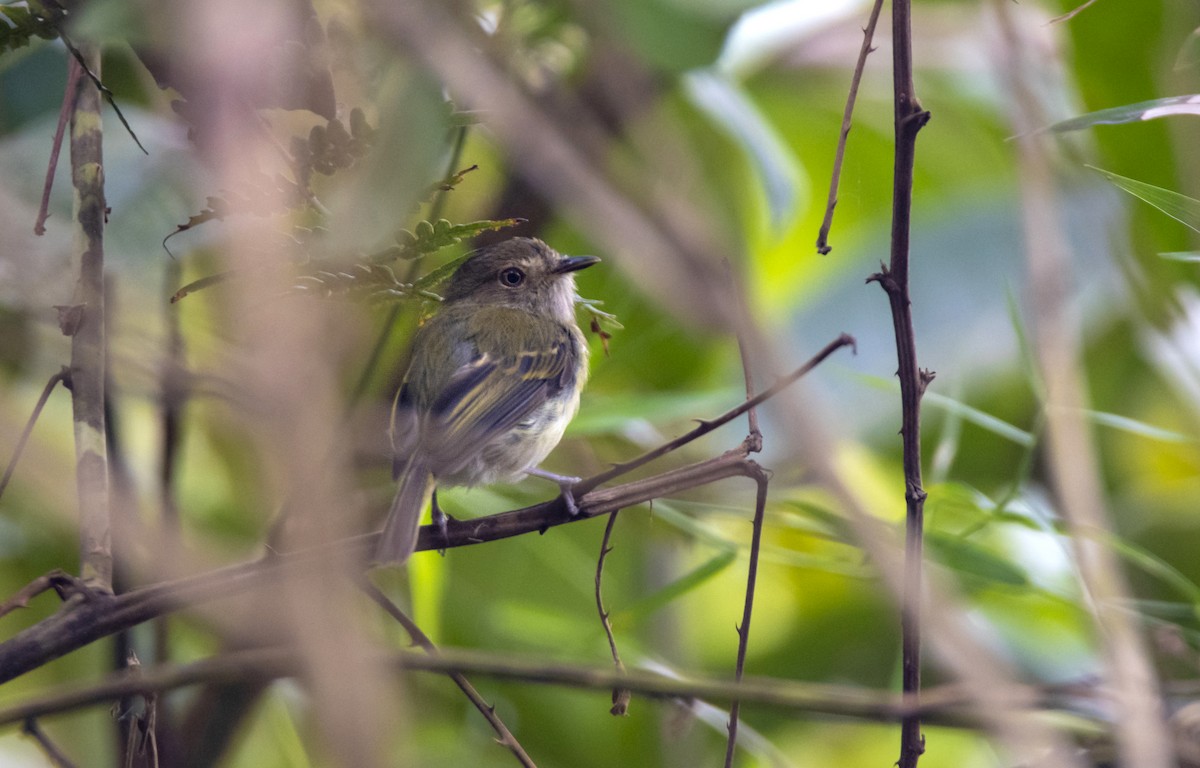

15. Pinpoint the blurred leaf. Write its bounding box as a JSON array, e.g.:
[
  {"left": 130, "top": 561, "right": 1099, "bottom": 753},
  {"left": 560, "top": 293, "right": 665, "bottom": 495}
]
[
  {"left": 614, "top": 549, "right": 737, "bottom": 623},
  {"left": 925, "top": 530, "right": 1029, "bottom": 587},
  {"left": 1159, "top": 252, "right": 1200, "bottom": 262},
  {"left": 1087, "top": 165, "right": 1200, "bottom": 233},
  {"left": 854, "top": 373, "right": 1036, "bottom": 447},
  {"left": 683, "top": 69, "right": 801, "bottom": 231},
  {"left": 1080, "top": 408, "right": 1193, "bottom": 443},
  {"left": 1109, "top": 534, "right": 1200, "bottom": 605}
]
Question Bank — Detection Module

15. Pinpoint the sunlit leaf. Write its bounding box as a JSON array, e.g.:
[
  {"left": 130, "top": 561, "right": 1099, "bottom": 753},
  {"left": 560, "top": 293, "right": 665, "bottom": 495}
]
[
  {"left": 1160, "top": 252, "right": 1200, "bottom": 262},
  {"left": 1049, "top": 95, "right": 1200, "bottom": 131}
]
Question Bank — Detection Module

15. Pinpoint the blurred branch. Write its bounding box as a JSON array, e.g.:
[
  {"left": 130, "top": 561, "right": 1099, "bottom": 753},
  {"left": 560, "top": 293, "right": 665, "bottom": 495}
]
[
  {"left": 815, "top": 0, "right": 884, "bottom": 255},
  {"left": 0, "top": 367, "right": 70, "bottom": 503},
  {"left": 23, "top": 717, "right": 77, "bottom": 768},
  {"left": 66, "top": 42, "right": 112, "bottom": 593},
  {"left": 992, "top": 1, "right": 1175, "bottom": 766},
  {"left": 34, "top": 60, "right": 82, "bottom": 236},
  {"left": 0, "top": 644, "right": 1116, "bottom": 739},
  {"left": 357, "top": 579, "right": 537, "bottom": 767}
]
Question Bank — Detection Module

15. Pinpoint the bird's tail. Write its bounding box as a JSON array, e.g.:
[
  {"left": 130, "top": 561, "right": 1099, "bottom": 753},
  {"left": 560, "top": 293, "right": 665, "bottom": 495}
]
[{"left": 375, "top": 456, "right": 435, "bottom": 566}]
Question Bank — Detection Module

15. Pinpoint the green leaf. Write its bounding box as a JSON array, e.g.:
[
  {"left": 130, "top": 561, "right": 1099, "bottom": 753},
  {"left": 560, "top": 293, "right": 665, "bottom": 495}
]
[
  {"left": 613, "top": 549, "right": 737, "bottom": 622},
  {"left": 853, "top": 373, "right": 1036, "bottom": 447},
  {"left": 1049, "top": 95, "right": 1200, "bottom": 132},
  {"left": 1108, "top": 535, "right": 1200, "bottom": 606},
  {"left": 1079, "top": 408, "right": 1193, "bottom": 443},
  {"left": 925, "top": 530, "right": 1029, "bottom": 587},
  {"left": 380, "top": 218, "right": 522, "bottom": 263},
  {"left": 1159, "top": 252, "right": 1200, "bottom": 262},
  {"left": 1087, "top": 165, "right": 1200, "bottom": 233}
]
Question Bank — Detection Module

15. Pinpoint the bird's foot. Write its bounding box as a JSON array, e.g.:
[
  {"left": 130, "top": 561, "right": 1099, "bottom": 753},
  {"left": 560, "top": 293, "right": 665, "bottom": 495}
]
[
  {"left": 527, "top": 467, "right": 583, "bottom": 517},
  {"left": 431, "top": 491, "right": 458, "bottom": 554}
]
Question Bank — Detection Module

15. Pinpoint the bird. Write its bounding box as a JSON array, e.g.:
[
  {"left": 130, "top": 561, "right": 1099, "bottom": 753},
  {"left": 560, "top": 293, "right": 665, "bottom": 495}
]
[{"left": 375, "top": 237, "right": 599, "bottom": 565}]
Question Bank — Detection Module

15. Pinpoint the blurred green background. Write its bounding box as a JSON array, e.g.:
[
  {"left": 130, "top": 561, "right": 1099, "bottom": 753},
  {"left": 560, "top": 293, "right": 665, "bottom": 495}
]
[{"left": 1, "top": 0, "right": 1200, "bottom": 766}]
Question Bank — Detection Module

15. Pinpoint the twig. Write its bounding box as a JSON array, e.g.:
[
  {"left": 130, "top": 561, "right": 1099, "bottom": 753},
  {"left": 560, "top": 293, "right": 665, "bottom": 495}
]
[
  {"left": 357, "top": 578, "right": 538, "bottom": 768},
  {"left": 0, "top": 367, "right": 70, "bottom": 503},
  {"left": 722, "top": 467, "right": 770, "bottom": 768},
  {"left": 0, "top": 570, "right": 87, "bottom": 620},
  {"left": 867, "top": 0, "right": 932, "bottom": 765},
  {"left": 815, "top": 0, "right": 885, "bottom": 255},
  {"left": 23, "top": 718, "right": 78, "bottom": 768},
  {"left": 594, "top": 510, "right": 630, "bottom": 715},
  {"left": 34, "top": 61, "right": 83, "bottom": 235},
  {"left": 1048, "top": 0, "right": 1102, "bottom": 25},
  {"left": 574, "top": 333, "right": 854, "bottom": 496},
  {"left": 67, "top": 42, "right": 113, "bottom": 593},
  {"left": 725, "top": 259, "right": 762, "bottom": 452},
  {"left": 60, "top": 33, "right": 148, "bottom": 155}
]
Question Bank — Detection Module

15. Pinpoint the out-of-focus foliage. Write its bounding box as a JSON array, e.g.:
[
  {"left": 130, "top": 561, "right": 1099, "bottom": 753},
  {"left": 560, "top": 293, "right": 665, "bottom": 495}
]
[{"left": 1, "top": 0, "right": 1200, "bottom": 766}]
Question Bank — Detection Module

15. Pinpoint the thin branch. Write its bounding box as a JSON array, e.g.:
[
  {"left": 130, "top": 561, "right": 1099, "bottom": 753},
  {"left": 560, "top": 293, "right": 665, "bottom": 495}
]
[
  {"left": 594, "top": 510, "right": 629, "bottom": 715},
  {"left": 357, "top": 579, "right": 538, "bottom": 768},
  {"left": 23, "top": 718, "right": 78, "bottom": 768},
  {"left": 724, "top": 259, "right": 762, "bottom": 452},
  {"left": 60, "top": 33, "right": 148, "bottom": 155},
  {"left": 0, "top": 367, "right": 70, "bottom": 503},
  {"left": 574, "top": 333, "right": 854, "bottom": 496},
  {"left": 67, "top": 42, "right": 113, "bottom": 593},
  {"left": 815, "top": 0, "right": 885, "bottom": 255},
  {"left": 723, "top": 467, "right": 770, "bottom": 768},
  {"left": 1048, "top": 0, "right": 1102, "bottom": 25},
  {"left": 34, "top": 61, "right": 83, "bottom": 236}
]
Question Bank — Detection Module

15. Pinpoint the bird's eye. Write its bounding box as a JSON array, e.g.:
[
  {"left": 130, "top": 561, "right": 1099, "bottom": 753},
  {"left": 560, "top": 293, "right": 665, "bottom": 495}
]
[{"left": 498, "top": 267, "right": 526, "bottom": 287}]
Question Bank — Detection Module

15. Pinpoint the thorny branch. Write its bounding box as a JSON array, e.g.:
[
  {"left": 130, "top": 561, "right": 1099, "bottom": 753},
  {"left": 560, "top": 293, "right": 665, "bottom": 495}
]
[{"left": 868, "top": 0, "right": 932, "bottom": 765}]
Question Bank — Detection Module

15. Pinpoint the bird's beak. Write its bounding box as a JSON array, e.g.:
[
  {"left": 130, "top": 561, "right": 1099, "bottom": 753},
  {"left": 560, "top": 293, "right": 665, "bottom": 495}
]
[{"left": 553, "top": 255, "right": 601, "bottom": 274}]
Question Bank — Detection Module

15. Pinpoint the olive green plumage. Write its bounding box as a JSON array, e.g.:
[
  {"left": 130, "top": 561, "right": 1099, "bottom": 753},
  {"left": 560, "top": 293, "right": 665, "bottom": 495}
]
[{"left": 376, "top": 237, "right": 598, "bottom": 565}]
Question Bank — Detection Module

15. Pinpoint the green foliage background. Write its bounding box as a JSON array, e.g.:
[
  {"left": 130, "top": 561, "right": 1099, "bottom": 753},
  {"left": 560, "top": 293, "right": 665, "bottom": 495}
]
[{"left": 1, "top": 0, "right": 1199, "bottom": 766}]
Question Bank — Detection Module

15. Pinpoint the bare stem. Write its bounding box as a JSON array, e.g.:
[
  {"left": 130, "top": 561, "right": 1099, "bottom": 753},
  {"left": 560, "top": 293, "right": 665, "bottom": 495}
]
[
  {"left": 723, "top": 467, "right": 770, "bottom": 768},
  {"left": 594, "top": 510, "right": 630, "bottom": 715},
  {"left": 358, "top": 579, "right": 538, "bottom": 768},
  {"left": 815, "top": 0, "right": 885, "bottom": 255},
  {"left": 0, "top": 368, "right": 70, "bottom": 503}
]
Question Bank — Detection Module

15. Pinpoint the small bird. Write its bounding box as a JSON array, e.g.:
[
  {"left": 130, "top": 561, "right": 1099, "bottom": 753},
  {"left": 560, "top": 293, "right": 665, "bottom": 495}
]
[{"left": 375, "top": 237, "right": 599, "bottom": 565}]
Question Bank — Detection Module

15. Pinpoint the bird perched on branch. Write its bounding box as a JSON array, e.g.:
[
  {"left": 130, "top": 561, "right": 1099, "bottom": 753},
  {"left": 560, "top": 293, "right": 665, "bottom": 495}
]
[{"left": 376, "top": 237, "right": 599, "bottom": 565}]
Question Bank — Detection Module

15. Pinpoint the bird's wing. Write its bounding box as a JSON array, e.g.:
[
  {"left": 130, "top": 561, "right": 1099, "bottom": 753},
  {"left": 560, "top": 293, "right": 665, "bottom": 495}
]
[{"left": 424, "top": 319, "right": 577, "bottom": 469}]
